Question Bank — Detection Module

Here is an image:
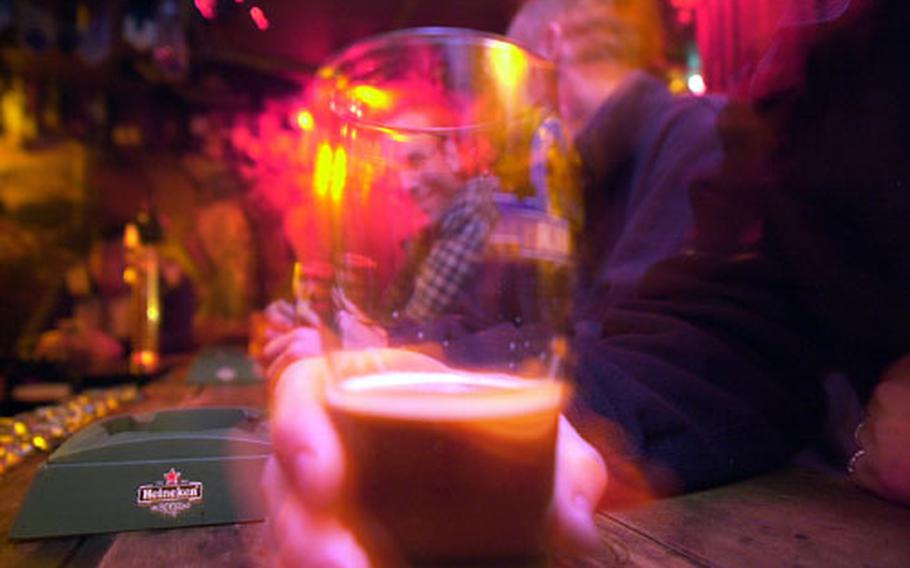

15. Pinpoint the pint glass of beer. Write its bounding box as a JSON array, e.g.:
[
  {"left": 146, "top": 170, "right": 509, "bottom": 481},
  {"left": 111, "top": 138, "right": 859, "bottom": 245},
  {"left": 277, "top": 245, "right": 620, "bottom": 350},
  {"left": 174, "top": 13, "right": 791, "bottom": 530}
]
[{"left": 307, "top": 27, "right": 580, "bottom": 563}]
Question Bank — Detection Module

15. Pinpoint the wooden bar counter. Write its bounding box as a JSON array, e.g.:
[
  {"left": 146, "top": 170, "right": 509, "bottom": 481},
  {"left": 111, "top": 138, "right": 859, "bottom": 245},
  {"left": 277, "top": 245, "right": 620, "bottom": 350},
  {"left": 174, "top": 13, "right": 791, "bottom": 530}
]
[{"left": 2, "top": 362, "right": 909, "bottom": 567}]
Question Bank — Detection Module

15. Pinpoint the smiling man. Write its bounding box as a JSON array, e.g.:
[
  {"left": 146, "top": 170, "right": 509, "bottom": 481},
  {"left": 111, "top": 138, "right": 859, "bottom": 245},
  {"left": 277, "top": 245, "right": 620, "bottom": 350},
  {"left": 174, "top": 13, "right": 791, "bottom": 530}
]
[{"left": 379, "top": 108, "right": 500, "bottom": 323}]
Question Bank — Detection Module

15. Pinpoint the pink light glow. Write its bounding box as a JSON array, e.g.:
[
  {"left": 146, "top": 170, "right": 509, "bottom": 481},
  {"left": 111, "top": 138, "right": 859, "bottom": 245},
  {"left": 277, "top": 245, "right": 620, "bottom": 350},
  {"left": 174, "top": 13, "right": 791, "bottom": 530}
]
[
  {"left": 250, "top": 6, "right": 269, "bottom": 31},
  {"left": 194, "top": 0, "right": 217, "bottom": 20},
  {"left": 670, "top": 0, "right": 700, "bottom": 25}
]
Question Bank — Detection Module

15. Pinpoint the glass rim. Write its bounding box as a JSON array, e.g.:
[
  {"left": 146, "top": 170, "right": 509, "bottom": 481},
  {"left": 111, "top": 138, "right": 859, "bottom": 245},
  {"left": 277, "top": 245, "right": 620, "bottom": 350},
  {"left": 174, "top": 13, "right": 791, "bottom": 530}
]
[{"left": 315, "top": 26, "right": 557, "bottom": 136}]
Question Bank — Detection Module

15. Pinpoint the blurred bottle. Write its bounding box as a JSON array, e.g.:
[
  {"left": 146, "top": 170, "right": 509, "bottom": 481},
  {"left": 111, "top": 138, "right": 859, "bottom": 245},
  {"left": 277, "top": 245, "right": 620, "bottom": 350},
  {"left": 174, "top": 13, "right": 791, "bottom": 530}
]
[{"left": 123, "top": 211, "right": 162, "bottom": 375}]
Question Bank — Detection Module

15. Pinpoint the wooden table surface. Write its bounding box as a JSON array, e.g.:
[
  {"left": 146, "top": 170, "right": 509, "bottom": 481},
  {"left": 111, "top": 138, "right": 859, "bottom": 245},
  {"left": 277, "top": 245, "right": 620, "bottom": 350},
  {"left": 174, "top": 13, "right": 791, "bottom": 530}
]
[{"left": 2, "top": 362, "right": 909, "bottom": 568}]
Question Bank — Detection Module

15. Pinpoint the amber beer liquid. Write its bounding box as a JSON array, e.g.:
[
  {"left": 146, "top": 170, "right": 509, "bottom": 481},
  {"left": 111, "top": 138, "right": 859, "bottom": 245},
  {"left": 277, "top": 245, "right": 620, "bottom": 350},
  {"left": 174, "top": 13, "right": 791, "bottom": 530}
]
[{"left": 326, "top": 371, "right": 565, "bottom": 562}]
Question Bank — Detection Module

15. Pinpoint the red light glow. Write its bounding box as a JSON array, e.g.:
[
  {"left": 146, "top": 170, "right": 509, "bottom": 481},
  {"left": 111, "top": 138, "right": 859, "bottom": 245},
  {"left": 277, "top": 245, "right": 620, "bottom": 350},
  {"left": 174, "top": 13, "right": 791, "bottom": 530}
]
[
  {"left": 250, "top": 6, "right": 269, "bottom": 31},
  {"left": 194, "top": 0, "right": 216, "bottom": 19},
  {"left": 670, "top": 0, "right": 699, "bottom": 25}
]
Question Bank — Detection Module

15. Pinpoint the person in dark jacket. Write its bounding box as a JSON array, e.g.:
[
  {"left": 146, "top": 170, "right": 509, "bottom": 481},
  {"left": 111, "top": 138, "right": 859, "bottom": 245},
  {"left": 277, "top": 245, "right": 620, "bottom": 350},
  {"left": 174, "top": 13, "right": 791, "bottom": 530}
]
[
  {"left": 568, "top": 0, "right": 910, "bottom": 498},
  {"left": 508, "top": 0, "right": 725, "bottom": 312}
]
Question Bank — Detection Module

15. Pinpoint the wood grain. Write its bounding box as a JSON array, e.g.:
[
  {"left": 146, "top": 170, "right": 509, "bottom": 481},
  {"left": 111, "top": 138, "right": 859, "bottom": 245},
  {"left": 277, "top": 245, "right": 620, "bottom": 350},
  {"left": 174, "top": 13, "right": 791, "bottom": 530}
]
[
  {"left": 609, "top": 468, "right": 910, "bottom": 568},
  {"left": 96, "top": 524, "right": 269, "bottom": 568},
  {"left": 555, "top": 514, "right": 705, "bottom": 567}
]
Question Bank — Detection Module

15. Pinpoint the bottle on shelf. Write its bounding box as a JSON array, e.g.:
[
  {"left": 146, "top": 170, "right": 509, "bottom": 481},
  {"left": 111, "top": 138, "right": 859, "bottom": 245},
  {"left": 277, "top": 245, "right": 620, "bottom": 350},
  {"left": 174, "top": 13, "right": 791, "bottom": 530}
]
[{"left": 123, "top": 211, "right": 163, "bottom": 375}]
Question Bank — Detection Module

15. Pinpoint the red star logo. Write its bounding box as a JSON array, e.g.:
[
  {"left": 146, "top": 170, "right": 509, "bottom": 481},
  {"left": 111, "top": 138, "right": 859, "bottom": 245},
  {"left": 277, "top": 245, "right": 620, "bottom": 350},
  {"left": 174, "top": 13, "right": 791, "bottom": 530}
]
[{"left": 163, "top": 468, "right": 181, "bottom": 485}]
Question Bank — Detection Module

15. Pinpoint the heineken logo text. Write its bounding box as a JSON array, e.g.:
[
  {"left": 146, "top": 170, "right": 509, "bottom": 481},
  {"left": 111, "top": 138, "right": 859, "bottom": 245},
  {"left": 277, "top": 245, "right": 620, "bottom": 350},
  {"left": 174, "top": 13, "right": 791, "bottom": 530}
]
[
  {"left": 138, "top": 483, "right": 203, "bottom": 503},
  {"left": 136, "top": 468, "right": 204, "bottom": 518}
]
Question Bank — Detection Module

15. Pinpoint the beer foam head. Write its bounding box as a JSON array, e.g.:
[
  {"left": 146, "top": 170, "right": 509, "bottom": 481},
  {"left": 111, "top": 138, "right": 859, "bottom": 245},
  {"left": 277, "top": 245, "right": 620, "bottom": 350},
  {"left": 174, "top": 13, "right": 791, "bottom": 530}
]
[{"left": 326, "top": 371, "right": 565, "bottom": 420}]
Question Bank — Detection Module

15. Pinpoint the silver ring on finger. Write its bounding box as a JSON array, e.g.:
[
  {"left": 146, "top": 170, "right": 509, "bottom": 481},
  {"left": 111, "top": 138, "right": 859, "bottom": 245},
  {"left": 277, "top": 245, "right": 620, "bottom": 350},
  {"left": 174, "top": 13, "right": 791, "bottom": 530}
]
[
  {"left": 847, "top": 448, "right": 867, "bottom": 475},
  {"left": 853, "top": 418, "right": 867, "bottom": 447}
]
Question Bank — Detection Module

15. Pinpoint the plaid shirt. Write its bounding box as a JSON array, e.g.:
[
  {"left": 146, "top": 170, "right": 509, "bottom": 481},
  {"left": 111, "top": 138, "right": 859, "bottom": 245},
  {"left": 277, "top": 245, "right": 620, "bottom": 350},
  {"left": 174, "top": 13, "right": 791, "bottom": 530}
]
[{"left": 390, "top": 175, "right": 499, "bottom": 322}]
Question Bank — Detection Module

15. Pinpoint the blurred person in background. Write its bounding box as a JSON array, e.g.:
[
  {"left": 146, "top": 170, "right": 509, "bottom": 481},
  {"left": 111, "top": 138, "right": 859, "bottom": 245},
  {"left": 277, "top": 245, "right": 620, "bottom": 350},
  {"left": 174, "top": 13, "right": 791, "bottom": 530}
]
[
  {"left": 378, "top": 109, "right": 500, "bottom": 325},
  {"left": 509, "top": 0, "right": 725, "bottom": 321},
  {"left": 29, "top": 229, "right": 128, "bottom": 368},
  {"left": 260, "top": 0, "right": 724, "bottom": 374},
  {"left": 259, "top": 103, "right": 502, "bottom": 377},
  {"left": 561, "top": 0, "right": 910, "bottom": 503},
  {"left": 24, "top": 222, "right": 197, "bottom": 372}
]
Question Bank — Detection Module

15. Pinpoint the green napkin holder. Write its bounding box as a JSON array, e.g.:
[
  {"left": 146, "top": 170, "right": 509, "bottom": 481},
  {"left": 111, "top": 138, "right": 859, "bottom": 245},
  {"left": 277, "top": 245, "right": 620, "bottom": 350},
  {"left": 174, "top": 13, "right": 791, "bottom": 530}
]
[
  {"left": 10, "top": 406, "right": 272, "bottom": 539},
  {"left": 186, "top": 346, "right": 263, "bottom": 385}
]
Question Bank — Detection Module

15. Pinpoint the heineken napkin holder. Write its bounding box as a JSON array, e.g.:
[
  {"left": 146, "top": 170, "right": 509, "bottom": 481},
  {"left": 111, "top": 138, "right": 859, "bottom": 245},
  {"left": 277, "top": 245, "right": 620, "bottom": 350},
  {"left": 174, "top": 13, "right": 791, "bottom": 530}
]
[{"left": 10, "top": 406, "right": 271, "bottom": 539}]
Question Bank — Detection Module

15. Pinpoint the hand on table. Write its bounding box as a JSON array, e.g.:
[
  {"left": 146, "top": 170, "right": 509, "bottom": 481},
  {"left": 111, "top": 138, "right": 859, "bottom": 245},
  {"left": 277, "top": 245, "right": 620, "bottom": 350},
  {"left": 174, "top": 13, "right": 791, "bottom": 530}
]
[
  {"left": 851, "top": 355, "right": 910, "bottom": 506},
  {"left": 33, "top": 324, "right": 123, "bottom": 367},
  {"left": 262, "top": 349, "right": 607, "bottom": 567}
]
